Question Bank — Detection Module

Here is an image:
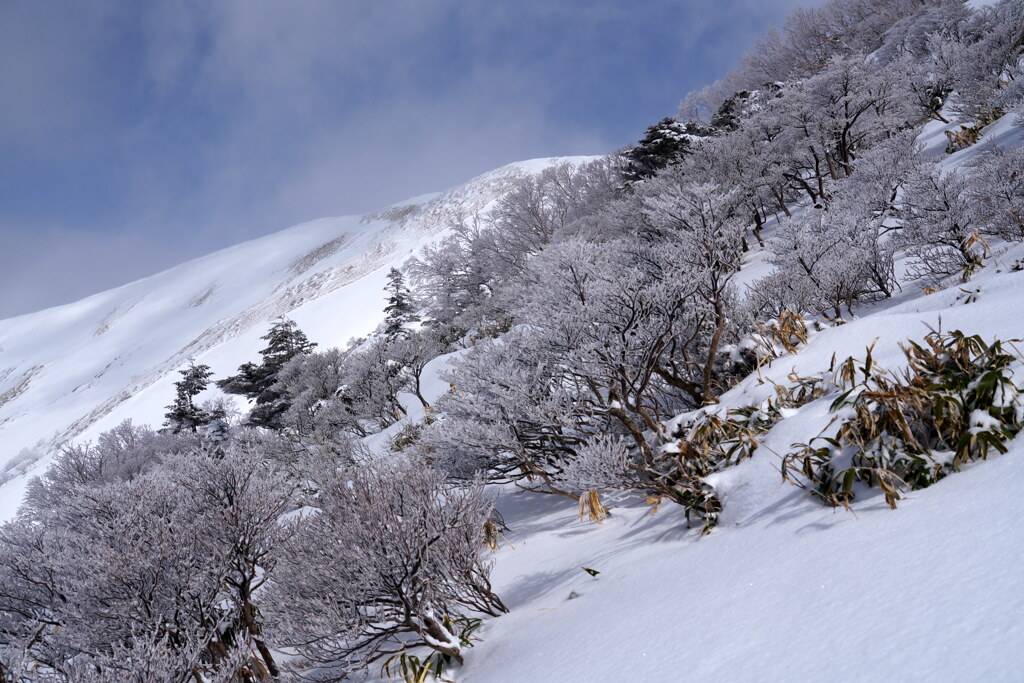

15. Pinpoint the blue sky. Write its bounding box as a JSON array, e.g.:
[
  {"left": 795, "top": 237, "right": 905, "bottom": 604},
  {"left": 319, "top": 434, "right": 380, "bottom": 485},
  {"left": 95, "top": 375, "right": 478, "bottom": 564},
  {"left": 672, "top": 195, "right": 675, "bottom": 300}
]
[{"left": 0, "top": 0, "right": 814, "bottom": 318}]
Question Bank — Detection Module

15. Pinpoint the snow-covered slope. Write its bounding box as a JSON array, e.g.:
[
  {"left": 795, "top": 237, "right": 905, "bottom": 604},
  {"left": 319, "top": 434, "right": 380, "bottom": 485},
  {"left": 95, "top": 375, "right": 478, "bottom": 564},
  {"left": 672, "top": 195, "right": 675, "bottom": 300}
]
[
  {"left": 0, "top": 157, "right": 591, "bottom": 518},
  {"left": 355, "top": 111, "right": 1024, "bottom": 681},
  {"left": 3, "top": 101, "right": 1024, "bottom": 681},
  {"left": 460, "top": 239, "right": 1024, "bottom": 683},
  {"left": 340, "top": 244, "right": 1024, "bottom": 682}
]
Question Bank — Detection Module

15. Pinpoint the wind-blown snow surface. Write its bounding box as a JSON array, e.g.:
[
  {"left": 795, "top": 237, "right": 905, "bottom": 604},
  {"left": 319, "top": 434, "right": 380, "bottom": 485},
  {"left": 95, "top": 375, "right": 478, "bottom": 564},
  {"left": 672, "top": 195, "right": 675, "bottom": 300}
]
[{"left": 0, "top": 157, "right": 589, "bottom": 518}]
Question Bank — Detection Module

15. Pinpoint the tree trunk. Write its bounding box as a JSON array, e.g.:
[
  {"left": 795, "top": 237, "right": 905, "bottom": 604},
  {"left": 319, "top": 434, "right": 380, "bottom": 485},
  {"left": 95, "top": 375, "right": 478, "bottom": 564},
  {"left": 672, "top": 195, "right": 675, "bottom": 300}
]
[
  {"left": 700, "top": 298, "right": 727, "bottom": 401},
  {"left": 412, "top": 373, "right": 430, "bottom": 410},
  {"left": 752, "top": 209, "right": 766, "bottom": 248},
  {"left": 772, "top": 187, "right": 793, "bottom": 218},
  {"left": 608, "top": 403, "right": 653, "bottom": 465},
  {"left": 242, "top": 601, "right": 279, "bottom": 678}
]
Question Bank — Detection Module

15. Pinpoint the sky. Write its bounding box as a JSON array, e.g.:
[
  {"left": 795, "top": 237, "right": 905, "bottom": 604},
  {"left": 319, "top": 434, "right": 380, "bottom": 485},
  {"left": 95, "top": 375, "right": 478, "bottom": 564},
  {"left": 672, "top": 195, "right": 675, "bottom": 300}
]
[{"left": 0, "top": 0, "right": 815, "bottom": 319}]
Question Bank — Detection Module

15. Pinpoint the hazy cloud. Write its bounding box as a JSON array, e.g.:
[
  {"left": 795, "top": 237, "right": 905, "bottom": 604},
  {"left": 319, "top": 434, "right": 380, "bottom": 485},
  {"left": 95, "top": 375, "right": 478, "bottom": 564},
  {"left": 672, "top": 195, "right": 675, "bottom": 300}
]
[{"left": 0, "top": 0, "right": 816, "bottom": 319}]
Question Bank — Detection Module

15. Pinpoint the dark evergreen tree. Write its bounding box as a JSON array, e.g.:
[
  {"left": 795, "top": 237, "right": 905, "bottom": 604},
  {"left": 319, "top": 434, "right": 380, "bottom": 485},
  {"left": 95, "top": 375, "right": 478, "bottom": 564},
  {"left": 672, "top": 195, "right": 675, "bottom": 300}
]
[
  {"left": 163, "top": 362, "right": 217, "bottom": 434},
  {"left": 383, "top": 267, "right": 419, "bottom": 339},
  {"left": 623, "top": 117, "right": 712, "bottom": 182},
  {"left": 709, "top": 85, "right": 782, "bottom": 131},
  {"left": 711, "top": 90, "right": 753, "bottom": 131},
  {"left": 216, "top": 318, "right": 317, "bottom": 429}
]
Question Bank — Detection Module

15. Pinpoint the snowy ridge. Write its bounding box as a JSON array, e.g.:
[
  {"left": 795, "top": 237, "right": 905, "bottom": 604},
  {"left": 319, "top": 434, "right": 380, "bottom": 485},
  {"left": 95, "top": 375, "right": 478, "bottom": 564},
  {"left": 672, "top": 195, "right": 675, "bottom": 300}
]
[{"left": 0, "top": 156, "right": 593, "bottom": 517}]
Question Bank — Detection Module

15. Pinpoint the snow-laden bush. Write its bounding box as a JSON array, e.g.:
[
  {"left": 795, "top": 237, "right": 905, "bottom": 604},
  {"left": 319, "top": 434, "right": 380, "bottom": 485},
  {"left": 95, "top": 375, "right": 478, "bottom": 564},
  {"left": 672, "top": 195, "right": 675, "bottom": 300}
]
[
  {"left": 552, "top": 434, "right": 638, "bottom": 523},
  {"left": 655, "top": 374, "right": 827, "bottom": 531},
  {"left": 266, "top": 461, "right": 506, "bottom": 678},
  {"left": 22, "top": 420, "right": 202, "bottom": 522},
  {"left": 783, "top": 330, "right": 1023, "bottom": 508},
  {"left": 898, "top": 160, "right": 988, "bottom": 285},
  {"left": 0, "top": 444, "right": 292, "bottom": 680},
  {"left": 969, "top": 145, "right": 1024, "bottom": 242}
]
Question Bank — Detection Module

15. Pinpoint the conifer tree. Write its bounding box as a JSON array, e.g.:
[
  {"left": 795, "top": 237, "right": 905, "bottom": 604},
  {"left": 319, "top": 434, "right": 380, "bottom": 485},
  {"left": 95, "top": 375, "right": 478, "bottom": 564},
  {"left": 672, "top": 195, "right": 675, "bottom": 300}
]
[
  {"left": 217, "top": 319, "right": 317, "bottom": 429},
  {"left": 383, "top": 267, "right": 419, "bottom": 339},
  {"left": 163, "top": 362, "right": 217, "bottom": 433},
  {"left": 623, "top": 117, "right": 710, "bottom": 182}
]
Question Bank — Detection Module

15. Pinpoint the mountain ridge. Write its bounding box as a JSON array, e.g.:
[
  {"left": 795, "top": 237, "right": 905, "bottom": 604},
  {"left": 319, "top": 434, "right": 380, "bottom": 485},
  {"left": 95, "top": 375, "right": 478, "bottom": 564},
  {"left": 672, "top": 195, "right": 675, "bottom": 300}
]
[{"left": 0, "top": 156, "right": 595, "bottom": 517}]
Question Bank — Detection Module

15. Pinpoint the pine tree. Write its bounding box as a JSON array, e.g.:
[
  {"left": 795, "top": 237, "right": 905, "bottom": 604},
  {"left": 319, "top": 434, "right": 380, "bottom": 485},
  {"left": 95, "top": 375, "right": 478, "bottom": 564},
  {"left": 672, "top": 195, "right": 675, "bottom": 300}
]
[
  {"left": 383, "top": 267, "right": 419, "bottom": 339},
  {"left": 623, "top": 117, "right": 711, "bottom": 182},
  {"left": 163, "top": 362, "right": 215, "bottom": 434},
  {"left": 216, "top": 318, "right": 317, "bottom": 429}
]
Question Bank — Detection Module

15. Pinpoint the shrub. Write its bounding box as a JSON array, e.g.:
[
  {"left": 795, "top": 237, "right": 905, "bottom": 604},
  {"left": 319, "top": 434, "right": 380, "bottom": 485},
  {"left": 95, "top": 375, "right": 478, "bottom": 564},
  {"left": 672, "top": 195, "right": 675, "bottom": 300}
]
[
  {"left": 783, "top": 330, "right": 1023, "bottom": 508},
  {"left": 266, "top": 462, "right": 506, "bottom": 677}
]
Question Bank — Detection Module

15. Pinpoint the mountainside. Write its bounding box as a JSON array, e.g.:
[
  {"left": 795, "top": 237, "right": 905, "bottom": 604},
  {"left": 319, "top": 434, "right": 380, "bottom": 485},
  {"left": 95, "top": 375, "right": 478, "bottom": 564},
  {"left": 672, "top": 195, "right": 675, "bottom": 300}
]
[
  {"left": 375, "top": 110, "right": 1024, "bottom": 682},
  {"left": 462, "top": 227, "right": 1024, "bottom": 683},
  {"left": 0, "top": 157, "right": 590, "bottom": 518},
  {"left": 4, "top": 0, "right": 1024, "bottom": 679}
]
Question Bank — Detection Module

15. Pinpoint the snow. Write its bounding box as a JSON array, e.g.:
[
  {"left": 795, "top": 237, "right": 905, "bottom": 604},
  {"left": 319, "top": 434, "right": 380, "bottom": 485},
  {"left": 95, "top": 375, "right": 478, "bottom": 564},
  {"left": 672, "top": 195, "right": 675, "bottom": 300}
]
[
  {"left": 970, "top": 408, "right": 1002, "bottom": 434},
  {"left": 463, "top": 437, "right": 1024, "bottom": 682}
]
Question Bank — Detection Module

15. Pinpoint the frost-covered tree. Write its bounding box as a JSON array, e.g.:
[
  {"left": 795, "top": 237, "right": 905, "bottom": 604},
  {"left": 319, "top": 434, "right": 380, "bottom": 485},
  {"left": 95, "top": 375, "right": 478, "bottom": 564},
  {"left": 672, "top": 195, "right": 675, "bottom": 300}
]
[
  {"left": 871, "top": 0, "right": 969, "bottom": 66},
  {"left": 938, "top": 0, "right": 1024, "bottom": 122},
  {"left": 22, "top": 421, "right": 202, "bottom": 522},
  {"left": 1, "top": 438, "right": 292, "bottom": 680},
  {"left": 898, "top": 159, "right": 987, "bottom": 284},
  {"left": 406, "top": 215, "right": 498, "bottom": 339},
  {"left": 760, "top": 206, "right": 883, "bottom": 318},
  {"left": 388, "top": 329, "right": 445, "bottom": 410},
  {"left": 266, "top": 462, "right": 506, "bottom": 676},
  {"left": 167, "top": 448, "right": 293, "bottom": 678},
  {"left": 164, "top": 362, "right": 221, "bottom": 434},
  {"left": 0, "top": 474, "right": 234, "bottom": 679},
  {"left": 775, "top": 55, "right": 915, "bottom": 205},
  {"left": 639, "top": 175, "right": 747, "bottom": 395},
  {"left": 429, "top": 228, "right": 743, "bottom": 506},
  {"left": 740, "top": 0, "right": 946, "bottom": 85},
  {"left": 753, "top": 135, "right": 915, "bottom": 317},
  {"left": 969, "top": 145, "right": 1024, "bottom": 241},
  {"left": 337, "top": 337, "right": 410, "bottom": 432},
  {"left": 217, "top": 318, "right": 317, "bottom": 429},
  {"left": 275, "top": 329, "right": 444, "bottom": 444},
  {"left": 275, "top": 346, "right": 366, "bottom": 445},
  {"left": 622, "top": 117, "right": 710, "bottom": 182},
  {"left": 684, "top": 117, "right": 791, "bottom": 249},
  {"left": 383, "top": 267, "right": 419, "bottom": 339},
  {"left": 424, "top": 329, "right": 585, "bottom": 497},
  {"left": 408, "top": 159, "right": 624, "bottom": 339},
  {"left": 707, "top": 86, "right": 780, "bottom": 132}
]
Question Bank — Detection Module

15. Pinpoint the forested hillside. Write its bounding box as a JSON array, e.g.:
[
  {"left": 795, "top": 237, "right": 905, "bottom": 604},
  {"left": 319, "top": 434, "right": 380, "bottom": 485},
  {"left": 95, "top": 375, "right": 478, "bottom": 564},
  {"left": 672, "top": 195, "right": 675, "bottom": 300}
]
[{"left": 2, "top": 0, "right": 1023, "bottom": 680}]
